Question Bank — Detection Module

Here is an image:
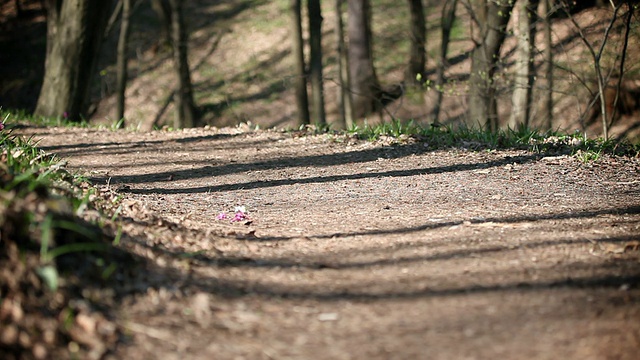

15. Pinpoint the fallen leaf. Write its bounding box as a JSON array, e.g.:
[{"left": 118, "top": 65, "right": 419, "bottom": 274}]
[{"left": 318, "top": 313, "right": 339, "bottom": 321}]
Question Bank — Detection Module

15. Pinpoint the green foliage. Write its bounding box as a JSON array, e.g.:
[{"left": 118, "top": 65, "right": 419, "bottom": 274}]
[
  {"left": 348, "top": 119, "right": 423, "bottom": 140},
  {"left": 448, "top": 16, "right": 465, "bottom": 42},
  {"left": 2, "top": 108, "right": 139, "bottom": 132},
  {"left": 111, "top": 117, "right": 126, "bottom": 131},
  {"left": 343, "top": 119, "right": 639, "bottom": 159},
  {"left": 0, "top": 112, "right": 117, "bottom": 289},
  {"left": 1, "top": 108, "right": 90, "bottom": 128}
]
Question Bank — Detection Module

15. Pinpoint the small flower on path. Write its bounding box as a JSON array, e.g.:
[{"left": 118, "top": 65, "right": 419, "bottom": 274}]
[
  {"left": 231, "top": 210, "right": 248, "bottom": 222},
  {"left": 216, "top": 212, "right": 227, "bottom": 220},
  {"left": 217, "top": 206, "right": 249, "bottom": 222},
  {"left": 0, "top": 123, "right": 4, "bottom": 131}
]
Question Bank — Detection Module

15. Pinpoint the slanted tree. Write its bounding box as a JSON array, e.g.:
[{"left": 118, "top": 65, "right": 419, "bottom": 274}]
[
  {"left": 347, "top": 0, "right": 380, "bottom": 119},
  {"left": 150, "top": 0, "right": 171, "bottom": 47},
  {"left": 168, "top": 0, "right": 196, "bottom": 128},
  {"left": 508, "top": 0, "right": 539, "bottom": 130},
  {"left": 431, "top": 0, "right": 458, "bottom": 123},
  {"left": 609, "top": 1, "right": 634, "bottom": 133},
  {"left": 540, "top": 0, "right": 553, "bottom": 130},
  {"left": 335, "top": 0, "right": 354, "bottom": 129},
  {"left": 308, "top": 0, "right": 326, "bottom": 125},
  {"left": 406, "top": 0, "right": 426, "bottom": 86},
  {"left": 35, "top": 0, "right": 114, "bottom": 121},
  {"left": 290, "top": 0, "right": 310, "bottom": 126},
  {"left": 467, "top": 0, "right": 514, "bottom": 131},
  {"left": 115, "top": 0, "right": 132, "bottom": 127},
  {"left": 14, "top": 0, "right": 24, "bottom": 17}
]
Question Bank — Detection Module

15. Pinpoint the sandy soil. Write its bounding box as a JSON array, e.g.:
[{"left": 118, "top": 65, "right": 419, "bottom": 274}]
[{"left": 16, "top": 125, "right": 640, "bottom": 359}]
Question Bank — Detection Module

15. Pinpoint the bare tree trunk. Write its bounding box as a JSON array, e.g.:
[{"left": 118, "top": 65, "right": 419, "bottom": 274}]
[
  {"left": 115, "top": 0, "right": 132, "bottom": 127},
  {"left": 609, "top": 2, "right": 633, "bottom": 131},
  {"left": 14, "top": 0, "right": 24, "bottom": 17},
  {"left": 308, "top": 0, "right": 326, "bottom": 126},
  {"left": 540, "top": 0, "right": 553, "bottom": 130},
  {"left": 335, "top": 0, "right": 354, "bottom": 129},
  {"left": 467, "top": 0, "right": 513, "bottom": 131},
  {"left": 347, "top": 0, "right": 379, "bottom": 119},
  {"left": 168, "top": 0, "right": 195, "bottom": 128},
  {"left": 290, "top": 0, "right": 310, "bottom": 126},
  {"left": 431, "top": 0, "right": 457, "bottom": 123},
  {"left": 104, "top": 0, "right": 123, "bottom": 39},
  {"left": 406, "top": 0, "right": 426, "bottom": 85},
  {"left": 508, "top": 0, "right": 539, "bottom": 130},
  {"left": 150, "top": 0, "right": 171, "bottom": 45},
  {"left": 35, "top": 0, "right": 113, "bottom": 121}
]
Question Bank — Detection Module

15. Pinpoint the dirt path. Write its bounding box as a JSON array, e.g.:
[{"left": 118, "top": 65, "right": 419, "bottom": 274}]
[{"left": 22, "top": 126, "right": 640, "bottom": 359}]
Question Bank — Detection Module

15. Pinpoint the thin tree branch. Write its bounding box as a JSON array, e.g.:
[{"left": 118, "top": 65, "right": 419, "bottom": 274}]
[{"left": 609, "top": 3, "right": 633, "bottom": 129}]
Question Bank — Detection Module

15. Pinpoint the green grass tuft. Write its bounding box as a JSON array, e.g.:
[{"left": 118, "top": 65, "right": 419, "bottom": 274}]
[
  {"left": 343, "top": 119, "right": 639, "bottom": 158},
  {"left": 1, "top": 111, "right": 118, "bottom": 274}
]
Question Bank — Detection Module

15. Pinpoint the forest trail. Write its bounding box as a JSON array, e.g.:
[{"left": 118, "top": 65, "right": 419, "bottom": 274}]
[{"left": 21, "top": 126, "right": 640, "bottom": 359}]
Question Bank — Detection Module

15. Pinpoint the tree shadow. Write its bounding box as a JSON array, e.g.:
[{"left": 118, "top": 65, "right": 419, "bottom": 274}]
[
  {"left": 87, "top": 140, "right": 540, "bottom": 189},
  {"left": 38, "top": 132, "right": 241, "bottom": 155},
  {"left": 245, "top": 205, "right": 640, "bottom": 243},
  {"left": 204, "top": 272, "right": 640, "bottom": 302},
  {"left": 150, "top": 28, "right": 231, "bottom": 127},
  {"left": 114, "top": 203, "right": 640, "bottom": 302},
  {"left": 196, "top": 48, "right": 291, "bottom": 125}
]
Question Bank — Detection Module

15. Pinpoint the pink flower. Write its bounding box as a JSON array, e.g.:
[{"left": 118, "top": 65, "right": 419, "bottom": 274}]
[
  {"left": 0, "top": 123, "right": 4, "bottom": 131},
  {"left": 218, "top": 206, "right": 249, "bottom": 222},
  {"left": 231, "top": 211, "right": 248, "bottom": 222},
  {"left": 216, "top": 212, "right": 227, "bottom": 220},
  {"left": 63, "top": 112, "right": 69, "bottom": 119}
]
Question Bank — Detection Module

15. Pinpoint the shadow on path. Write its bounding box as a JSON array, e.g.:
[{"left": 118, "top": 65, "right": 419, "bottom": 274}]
[
  {"left": 117, "top": 203, "right": 640, "bottom": 302},
  {"left": 110, "top": 150, "right": 540, "bottom": 193}
]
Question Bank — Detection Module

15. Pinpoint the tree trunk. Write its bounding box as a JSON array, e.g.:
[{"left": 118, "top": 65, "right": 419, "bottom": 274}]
[
  {"left": 609, "top": 2, "right": 634, "bottom": 131},
  {"left": 508, "top": 0, "right": 539, "bottom": 130},
  {"left": 35, "top": 0, "right": 113, "bottom": 121},
  {"left": 168, "top": 0, "right": 196, "bottom": 128},
  {"left": 308, "top": 0, "right": 326, "bottom": 126},
  {"left": 15, "top": 0, "right": 24, "bottom": 17},
  {"left": 335, "top": 0, "right": 354, "bottom": 129},
  {"left": 116, "top": 0, "right": 132, "bottom": 127},
  {"left": 540, "top": 0, "right": 553, "bottom": 130},
  {"left": 431, "top": 0, "right": 457, "bottom": 123},
  {"left": 150, "top": 0, "right": 171, "bottom": 46},
  {"left": 561, "top": 0, "right": 623, "bottom": 139},
  {"left": 290, "top": 0, "right": 310, "bottom": 126},
  {"left": 347, "top": 0, "right": 379, "bottom": 119},
  {"left": 406, "top": 0, "right": 426, "bottom": 85},
  {"left": 104, "top": 0, "right": 123, "bottom": 39},
  {"left": 467, "top": 0, "right": 513, "bottom": 131}
]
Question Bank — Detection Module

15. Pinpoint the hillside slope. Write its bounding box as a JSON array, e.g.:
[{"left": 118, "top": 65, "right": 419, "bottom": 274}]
[{"left": 1, "top": 1, "right": 639, "bottom": 138}]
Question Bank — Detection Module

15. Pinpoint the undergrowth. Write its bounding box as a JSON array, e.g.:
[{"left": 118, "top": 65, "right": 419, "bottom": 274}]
[
  {"left": 1, "top": 108, "right": 91, "bottom": 128},
  {"left": 5, "top": 106, "right": 638, "bottom": 160},
  {"left": 0, "top": 112, "right": 134, "bottom": 359},
  {"left": 1, "top": 118, "right": 101, "bottom": 265},
  {"left": 341, "top": 119, "right": 640, "bottom": 158},
  {"left": 1, "top": 108, "right": 132, "bottom": 131}
]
